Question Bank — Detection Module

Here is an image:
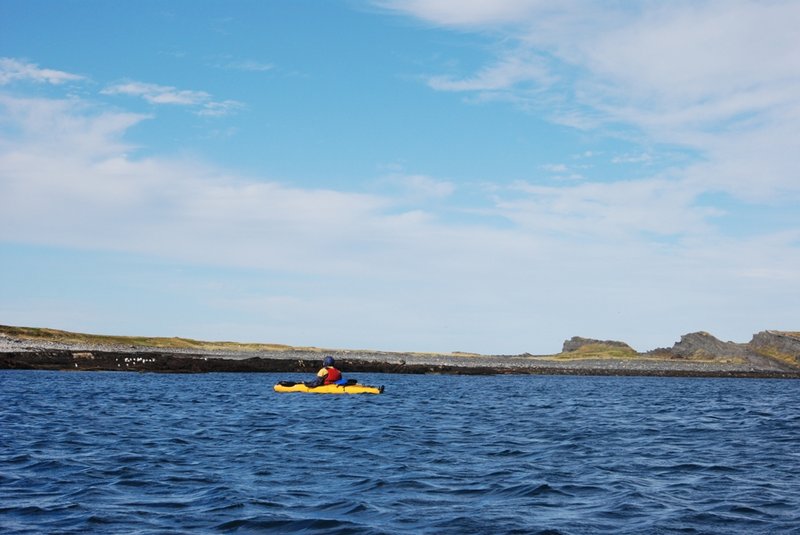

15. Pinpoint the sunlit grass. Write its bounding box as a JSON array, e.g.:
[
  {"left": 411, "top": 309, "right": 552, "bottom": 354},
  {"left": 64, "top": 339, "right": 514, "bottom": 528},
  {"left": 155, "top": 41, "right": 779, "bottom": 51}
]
[
  {"left": 0, "top": 325, "right": 319, "bottom": 352},
  {"left": 0, "top": 325, "right": 472, "bottom": 356}
]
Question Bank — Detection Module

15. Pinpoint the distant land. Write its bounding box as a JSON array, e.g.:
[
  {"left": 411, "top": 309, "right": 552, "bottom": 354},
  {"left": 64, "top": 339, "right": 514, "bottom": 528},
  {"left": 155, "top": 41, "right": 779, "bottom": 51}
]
[{"left": 1, "top": 325, "right": 799, "bottom": 379}]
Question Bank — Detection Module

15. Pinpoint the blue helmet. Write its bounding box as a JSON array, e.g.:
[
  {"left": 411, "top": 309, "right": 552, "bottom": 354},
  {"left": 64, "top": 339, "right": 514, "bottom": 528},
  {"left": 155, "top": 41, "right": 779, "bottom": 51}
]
[{"left": 323, "top": 355, "right": 335, "bottom": 367}]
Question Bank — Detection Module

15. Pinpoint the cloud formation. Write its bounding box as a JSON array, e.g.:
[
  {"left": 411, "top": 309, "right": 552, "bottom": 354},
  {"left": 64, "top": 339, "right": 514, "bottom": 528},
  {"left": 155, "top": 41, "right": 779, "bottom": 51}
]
[
  {"left": 1, "top": 86, "right": 798, "bottom": 352},
  {"left": 102, "top": 81, "right": 210, "bottom": 105},
  {"left": 102, "top": 80, "right": 244, "bottom": 116},
  {"left": 386, "top": 0, "right": 800, "bottom": 201},
  {"left": 0, "top": 57, "right": 84, "bottom": 85},
  {"left": 2, "top": 0, "right": 799, "bottom": 357},
  {"left": 428, "top": 53, "right": 552, "bottom": 92}
]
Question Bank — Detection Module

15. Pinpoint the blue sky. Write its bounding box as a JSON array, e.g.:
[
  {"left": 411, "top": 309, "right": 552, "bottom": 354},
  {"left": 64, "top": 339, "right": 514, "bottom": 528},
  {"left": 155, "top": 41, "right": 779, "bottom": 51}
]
[{"left": 1, "top": 0, "right": 798, "bottom": 354}]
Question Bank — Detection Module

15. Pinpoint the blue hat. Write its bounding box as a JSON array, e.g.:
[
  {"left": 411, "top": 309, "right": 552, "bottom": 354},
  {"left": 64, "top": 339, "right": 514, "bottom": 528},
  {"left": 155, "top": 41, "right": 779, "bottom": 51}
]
[{"left": 323, "top": 355, "right": 335, "bottom": 367}]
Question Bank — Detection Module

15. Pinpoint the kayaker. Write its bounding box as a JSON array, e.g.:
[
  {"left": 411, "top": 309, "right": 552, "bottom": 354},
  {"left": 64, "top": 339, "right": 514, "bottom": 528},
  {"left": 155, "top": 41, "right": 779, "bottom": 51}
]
[{"left": 306, "top": 355, "right": 345, "bottom": 387}]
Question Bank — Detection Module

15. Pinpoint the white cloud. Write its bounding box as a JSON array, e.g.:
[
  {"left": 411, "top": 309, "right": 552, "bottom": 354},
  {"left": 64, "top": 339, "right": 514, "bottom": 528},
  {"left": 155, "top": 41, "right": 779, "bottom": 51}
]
[
  {"left": 0, "top": 57, "right": 84, "bottom": 85},
  {"left": 0, "top": 94, "right": 146, "bottom": 157},
  {"left": 0, "top": 94, "right": 390, "bottom": 274},
  {"left": 196, "top": 99, "right": 246, "bottom": 117},
  {"left": 500, "top": 178, "right": 719, "bottom": 239},
  {"left": 382, "top": 173, "right": 456, "bottom": 200},
  {"left": 579, "top": 2, "right": 800, "bottom": 107},
  {"left": 102, "top": 81, "right": 210, "bottom": 105},
  {"left": 2, "top": 76, "right": 798, "bottom": 352},
  {"left": 101, "top": 80, "right": 244, "bottom": 117},
  {"left": 386, "top": 1, "right": 800, "bottom": 202},
  {"left": 428, "top": 53, "right": 553, "bottom": 92},
  {"left": 379, "top": 0, "right": 552, "bottom": 27},
  {"left": 538, "top": 163, "right": 584, "bottom": 181}
]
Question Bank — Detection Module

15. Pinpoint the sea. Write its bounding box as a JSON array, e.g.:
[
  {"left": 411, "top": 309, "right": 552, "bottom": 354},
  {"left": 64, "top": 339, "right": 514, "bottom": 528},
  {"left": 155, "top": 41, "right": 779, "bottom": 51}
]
[{"left": 1, "top": 370, "right": 799, "bottom": 534}]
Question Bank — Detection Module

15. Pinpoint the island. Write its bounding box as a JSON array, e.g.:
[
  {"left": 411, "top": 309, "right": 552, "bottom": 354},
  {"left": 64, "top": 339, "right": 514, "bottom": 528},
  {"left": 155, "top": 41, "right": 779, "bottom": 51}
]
[{"left": 1, "top": 325, "right": 799, "bottom": 379}]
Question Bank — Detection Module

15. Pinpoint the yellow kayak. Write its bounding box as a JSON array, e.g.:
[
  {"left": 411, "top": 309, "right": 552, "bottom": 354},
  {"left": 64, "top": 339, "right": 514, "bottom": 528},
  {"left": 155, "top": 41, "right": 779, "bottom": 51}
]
[{"left": 274, "top": 381, "right": 384, "bottom": 395}]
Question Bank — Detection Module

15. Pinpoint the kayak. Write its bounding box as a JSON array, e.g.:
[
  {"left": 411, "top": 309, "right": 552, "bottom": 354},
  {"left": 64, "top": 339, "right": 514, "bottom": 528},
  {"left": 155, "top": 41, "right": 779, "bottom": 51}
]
[
  {"left": 274, "top": 380, "right": 384, "bottom": 395},
  {"left": 274, "top": 381, "right": 384, "bottom": 394}
]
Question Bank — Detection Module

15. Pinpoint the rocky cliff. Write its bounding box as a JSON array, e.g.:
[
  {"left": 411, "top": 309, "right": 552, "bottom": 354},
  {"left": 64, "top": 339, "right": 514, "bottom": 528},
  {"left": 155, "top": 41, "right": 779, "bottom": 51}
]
[
  {"left": 649, "top": 331, "right": 752, "bottom": 359},
  {"left": 749, "top": 331, "right": 800, "bottom": 367}
]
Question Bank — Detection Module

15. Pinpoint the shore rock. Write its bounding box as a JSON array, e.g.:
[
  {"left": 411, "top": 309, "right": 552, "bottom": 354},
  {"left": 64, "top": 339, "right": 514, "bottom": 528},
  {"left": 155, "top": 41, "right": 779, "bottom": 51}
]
[{"left": 1, "top": 349, "right": 799, "bottom": 379}]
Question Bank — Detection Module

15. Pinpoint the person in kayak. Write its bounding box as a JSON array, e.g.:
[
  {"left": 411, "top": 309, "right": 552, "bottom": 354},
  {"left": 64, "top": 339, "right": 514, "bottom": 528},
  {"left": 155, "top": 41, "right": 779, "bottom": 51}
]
[{"left": 306, "top": 355, "right": 346, "bottom": 387}]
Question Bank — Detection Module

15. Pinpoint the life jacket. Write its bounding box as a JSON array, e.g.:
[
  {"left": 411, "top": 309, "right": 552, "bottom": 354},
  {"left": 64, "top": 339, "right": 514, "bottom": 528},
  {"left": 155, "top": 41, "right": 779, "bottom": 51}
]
[{"left": 323, "top": 366, "right": 342, "bottom": 384}]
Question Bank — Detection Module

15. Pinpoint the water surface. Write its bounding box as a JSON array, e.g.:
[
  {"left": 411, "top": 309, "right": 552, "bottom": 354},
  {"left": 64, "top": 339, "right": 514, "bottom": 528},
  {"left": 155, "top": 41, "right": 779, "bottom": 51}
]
[{"left": 1, "top": 371, "right": 799, "bottom": 533}]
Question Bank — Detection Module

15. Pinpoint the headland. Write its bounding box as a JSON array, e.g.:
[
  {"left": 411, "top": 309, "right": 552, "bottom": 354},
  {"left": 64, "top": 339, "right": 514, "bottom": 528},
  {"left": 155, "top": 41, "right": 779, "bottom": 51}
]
[{"left": 1, "top": 325, "right": 799, "bottom": 379}]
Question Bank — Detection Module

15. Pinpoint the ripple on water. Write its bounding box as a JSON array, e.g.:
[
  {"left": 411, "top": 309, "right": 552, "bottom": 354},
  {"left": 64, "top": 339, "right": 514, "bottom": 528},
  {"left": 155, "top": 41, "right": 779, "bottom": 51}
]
[{"left": 1, "top": 372, "right": 799, "bottom": 534}]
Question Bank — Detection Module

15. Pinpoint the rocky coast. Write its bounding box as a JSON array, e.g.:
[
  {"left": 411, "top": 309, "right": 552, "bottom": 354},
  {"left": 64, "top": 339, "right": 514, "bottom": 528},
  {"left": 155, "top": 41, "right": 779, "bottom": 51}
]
[{"left": 1, "top": 326, "right": 799, "bottom": 379}]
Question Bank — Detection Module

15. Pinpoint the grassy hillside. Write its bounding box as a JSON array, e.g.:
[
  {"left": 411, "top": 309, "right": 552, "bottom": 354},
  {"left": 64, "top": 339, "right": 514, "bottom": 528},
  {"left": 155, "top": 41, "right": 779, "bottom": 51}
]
[
  {"left": 0, "top": 325, "right": 466, "bottom": 356},
  {"left": 0, "top": 325, "right": 321, "bottom": 353}
]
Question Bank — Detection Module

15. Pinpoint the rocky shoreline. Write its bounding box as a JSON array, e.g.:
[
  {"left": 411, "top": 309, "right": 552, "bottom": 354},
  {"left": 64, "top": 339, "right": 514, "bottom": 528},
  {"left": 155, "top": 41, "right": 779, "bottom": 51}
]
[{"left": 2, "top": 329, "right": 799, "bottom": 379}]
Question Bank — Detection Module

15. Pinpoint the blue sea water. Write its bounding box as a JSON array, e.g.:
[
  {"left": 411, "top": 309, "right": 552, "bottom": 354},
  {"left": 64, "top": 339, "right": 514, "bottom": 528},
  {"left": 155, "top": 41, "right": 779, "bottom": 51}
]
[{"left": 1, "top": 371, "right": 799, "bottom": 534}]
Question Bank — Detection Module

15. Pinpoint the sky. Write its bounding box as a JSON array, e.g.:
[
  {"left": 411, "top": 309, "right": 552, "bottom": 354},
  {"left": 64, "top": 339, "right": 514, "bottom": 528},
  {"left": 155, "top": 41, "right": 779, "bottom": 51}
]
[{"left": 1, "top": 0, "right": 798, "bottom": 354}]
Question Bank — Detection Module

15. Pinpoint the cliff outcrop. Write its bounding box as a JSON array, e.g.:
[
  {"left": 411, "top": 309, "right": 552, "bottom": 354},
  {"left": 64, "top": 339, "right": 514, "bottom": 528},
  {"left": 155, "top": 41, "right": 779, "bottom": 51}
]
[
  {"left": 562, "top": 336, "right": 634, "bottom": 353},
  {"left": 649, "top": 331, "right": 752, "bottom": 359},
  {"left": 749, "top": 331, "right": 800, "bottom": 367}
]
